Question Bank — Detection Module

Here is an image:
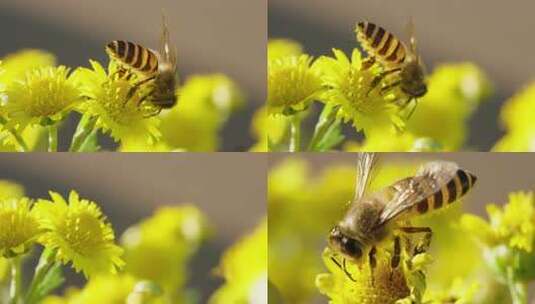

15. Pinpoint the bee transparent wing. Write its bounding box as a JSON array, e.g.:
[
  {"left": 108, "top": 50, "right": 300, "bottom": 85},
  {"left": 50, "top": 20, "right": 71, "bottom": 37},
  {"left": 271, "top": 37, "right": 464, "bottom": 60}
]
[
  {"left": 406, "top": 17, "right": 417, "bottom": 55},
  {"left": 375, "top": 161, "right": 460, "bottom": 227},
  {"left": 354, "top": 153, "right": 377, "bottom": 202},
  {"left": 160, "top": 12, "right": 177, "bottom": 69}
]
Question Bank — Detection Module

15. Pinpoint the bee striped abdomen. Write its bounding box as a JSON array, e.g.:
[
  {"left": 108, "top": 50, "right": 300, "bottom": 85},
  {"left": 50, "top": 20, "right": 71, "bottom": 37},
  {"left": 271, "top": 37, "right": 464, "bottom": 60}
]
[
  {"left": 416, "top": 169, "right": 476, "bottom": 214},
  {"left": 106, "top": 40, "right": 159, "bottom": 74},
  {"left": 356, "top": 21, "right": 406, "bottom": 65}
]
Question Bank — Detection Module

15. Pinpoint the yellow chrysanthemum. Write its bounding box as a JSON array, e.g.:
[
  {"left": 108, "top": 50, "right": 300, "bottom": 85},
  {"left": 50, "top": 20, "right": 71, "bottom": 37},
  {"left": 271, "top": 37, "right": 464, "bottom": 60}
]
[
  {"left": 120, "top": 74, "right": 244, "bottom": 152},
  {"left": 406, "top": 63, "right": 490, "bottom": 150},
  {"left": 250, "top": 106, "right": 289, "bottom": 152},
  {"left": 0, "top": 197, "right": 41, "bottom": 257},
  {"left": 121, "top": 205, "right": 209, "bottom": 294},
  {"left": 314, "top": 49, "right": 404, "bottom": 135},
  {"left": 34, "top": 190, "right": 124, "bottom": 278},
  {"left": 210, "top": 219, "right": 267, "bottom": 304},
  {"left": 493, "top": 82, "right": 535, "bottom": 152},
  {"left": 0, "top": 49, "right": 56, "bottom": 87},
  {"left": 267, "top": 54, "right": 322, "bottom": 114},
  {"left": 72, "top": 60, "right": 161, "bottom": 144},
  {"left": 3, "top": 66, "right": 81, "bottom": 130},
  {"left": 268, "top": 39, "right": 303, "bottom": 61},
  {"left": 316, "top": 247, "right": 431, "bottom": 304}
]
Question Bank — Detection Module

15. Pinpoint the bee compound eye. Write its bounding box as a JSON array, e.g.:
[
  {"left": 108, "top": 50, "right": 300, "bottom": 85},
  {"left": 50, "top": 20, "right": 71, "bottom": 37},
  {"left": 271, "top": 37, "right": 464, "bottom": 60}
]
[{"left": 342, "top": 237, "right": 363, "bottom": 258}]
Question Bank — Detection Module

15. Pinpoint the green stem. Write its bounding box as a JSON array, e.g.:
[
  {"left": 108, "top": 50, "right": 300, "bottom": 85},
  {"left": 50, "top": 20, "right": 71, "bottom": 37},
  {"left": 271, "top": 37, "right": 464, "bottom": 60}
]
[
  {"left": 69, "top": 115, "right": 97, "bottom": 152},
  {"left": 9, "top": 257, "right": 22, "bottom": 304},
  {"left": 506, "top": 267, "right": 527, "bottom": 304},
  {"left": 307, "top": 105, "right": 340, "bottom": 151},
  {"left": 0, "top": 117, "right": 28, "bottom": 152},
  {"left": 289, "top": 115, "right": 301, "bottom": 152},
  {"left": 47, "top": 124, "right": 58, "bottom": 152},
  {"left": 25, "top": 249, "right": 55, "bottom": 304}
]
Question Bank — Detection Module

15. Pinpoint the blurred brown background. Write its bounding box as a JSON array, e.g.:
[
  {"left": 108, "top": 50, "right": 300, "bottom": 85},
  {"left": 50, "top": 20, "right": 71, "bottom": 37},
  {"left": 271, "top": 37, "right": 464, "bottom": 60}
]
[
  {"left": 0, "top": 153, "right": 266, "bottom": 300},
  {"left": 0, "top": 0, "right": 266, "bottom": 150},
  {"left": 269, "top": 0, "right": 535, "bottom": 150},
  {"left": 269, "top": 153, "right": 535, "bottom": 217}
]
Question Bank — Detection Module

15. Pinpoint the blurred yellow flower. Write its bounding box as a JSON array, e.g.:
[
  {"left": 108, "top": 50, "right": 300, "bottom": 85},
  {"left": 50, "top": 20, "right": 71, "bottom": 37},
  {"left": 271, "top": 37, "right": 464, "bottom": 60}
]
[
  {"left": 493, "top": 82, "right": 535, "bottom": 151},
  {"left": 268, "top": 39, "right": 303, "bottom": 61},
  {"left": 314, "top": 49, "right": 404, "bottom": 135},
  {"left": 0, "top": 179, "right": 25, "bottom": 200},
  {"left": 121, "top": 205, "right": 209, "bottom": 296},
  {"left": 267, "top": 54, "right": 322, "bottom": 114},
  {"left": 4, "top": 66, "right": 81, "bottom": 130},
  {"left": 210, "top": 219, "right": 267, "bottom": 304},
  {"left": 250, "top": 106, "right": 289, "bottom": 152},
  {"left": 35, "top": 190, "right": 124, "bottom": 278},
  {"left": 0, "top": 49, "right": 56, "bottom": 87},
  {"left": 43, "top": 275, "right": 136, "bottom": 304},
  {"left": 406, "top": 63, "right": 491, "bottom": 150},
  {"left": 0, "top": 197, "right": 41, "bottom": 257},
  {"left": 121, "top": 74, "right": 244, "bottom": 152},
  {"left": 72, "top": 60, "right": 161, "bottom": 145}
]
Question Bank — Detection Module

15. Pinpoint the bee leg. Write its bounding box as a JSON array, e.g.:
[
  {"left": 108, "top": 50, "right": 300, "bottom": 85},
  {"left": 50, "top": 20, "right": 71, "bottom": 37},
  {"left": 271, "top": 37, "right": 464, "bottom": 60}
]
[
  {"left": 362, "top": 56, "right": 376, "bottom": 70},
  {"left": 368, "top": 246, "right": 377, "bottom": 286},
  {"left": 380, "top": 80, "right": 402, "bottom": 95},
  {"left": 127, "top": 76, "right": 157, "bottom": 100},
  {"left": 330, "top": 256, "right": 356, "bottom": 282},
  {"left": 366, "top": 68, "right": 402, "bottom": 96},
  {"left": 143, "top": 107, "right": 162, "bottom": 119},
  {"left": 405, "top": 98, "right": 418, "bottom": 119},
  {"left": 389, "top": 235, "right": 401, "bottom": 280},
  {"left": 398, "top": 226, "right": 432, "bottom": 255}
]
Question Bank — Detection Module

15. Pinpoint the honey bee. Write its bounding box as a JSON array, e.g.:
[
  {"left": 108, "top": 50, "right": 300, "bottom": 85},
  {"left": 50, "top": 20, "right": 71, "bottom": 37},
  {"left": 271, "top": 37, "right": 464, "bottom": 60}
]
[
  {"left": 328, "top": 153, "right": 477, "bottom": 281},
  {"left": 356, "top": 20, "right": 427, "bottom": 118},
  {"left": 106, "top": 14, "right": 178, "bottom": 114}
]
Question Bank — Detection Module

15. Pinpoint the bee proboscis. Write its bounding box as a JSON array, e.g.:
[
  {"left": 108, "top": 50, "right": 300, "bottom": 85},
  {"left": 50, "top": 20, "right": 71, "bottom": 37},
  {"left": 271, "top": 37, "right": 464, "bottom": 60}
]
[
  {"left": 356, "top": 20, "right": 427, "bottom": 118},
  {"left": 328, "top": 153, "right": 477, "bottom": 281},
  {"left": 106, "top": 14, "right": 178, "bottom": 115}
]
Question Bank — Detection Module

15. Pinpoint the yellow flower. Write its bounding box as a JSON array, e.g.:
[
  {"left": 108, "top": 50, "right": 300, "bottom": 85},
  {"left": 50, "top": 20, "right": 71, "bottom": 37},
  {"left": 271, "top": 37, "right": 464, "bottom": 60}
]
[
  {"left": 493, "top": 82, "right": 535, "bottom": 151},
  {"left": 3, "top": 66, "right": 81, "bottom": 130},
  {"left": 268, "top": 39, "right": 303, "bottom": 61},
  {"left": 121, "top": 74, "right": 244, "bottom": 152},
  {"left": 267, "top": 54, "right": 322, "bottom": 114},
  {"left": 210, "top": 219, "right": 267, "bottom": 304},
  {"left": 0, "top": 179, "right": 25, "bottom": 200},
  {"left": 406, "top": 63, "right": 491, "bottom": 150},
  {"left": 121, "top": 205, "right": 209, "bottom": 295},
  {"left": 316, "top": 247, "right": 431, "bottom": 304},
  {"left": 72, "top": 60, "right": 161, "bottom": 144},
  {"left": 43, "top": 275, "right": 141, "bottom": 304},
  {"left": 0, "top": 49, "right": 56, "bottom": 87},
  {"left": 250, "top": 106, "right": 289, "bottom": 152},
  {"left": 34, "top": 190, "right": 124, "bottom": 278},
  {"left": 0, "top": 197, "right": 41, "bottom": 257},
  {"left": 314, "top": 49, "right": 404, "bottom": 135}
]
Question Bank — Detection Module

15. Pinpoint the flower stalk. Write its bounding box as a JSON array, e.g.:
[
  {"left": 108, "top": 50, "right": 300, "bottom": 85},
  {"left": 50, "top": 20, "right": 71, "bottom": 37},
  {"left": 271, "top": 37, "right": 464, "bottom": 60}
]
[
  {"left": 69, "top": 114, "right": 97, "bottom": 152},
  {"left": 9, "top": 256, "right": 22, "bottom": 304},
  {"left": 47, "top": 124, "right": 58, "bottom": 152},
  {"left": 289, "top": 115, "right": 301, "bottom": 152}
]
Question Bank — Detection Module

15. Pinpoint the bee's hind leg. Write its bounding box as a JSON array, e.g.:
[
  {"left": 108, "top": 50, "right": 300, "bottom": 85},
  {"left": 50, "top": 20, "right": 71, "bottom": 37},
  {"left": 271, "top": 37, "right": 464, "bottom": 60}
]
[
  {"left": 397, "top": 226, "right": 432, "bottom": 255},
  {"left": 389, "top": 235, "right": 402, "bottom": 280}
]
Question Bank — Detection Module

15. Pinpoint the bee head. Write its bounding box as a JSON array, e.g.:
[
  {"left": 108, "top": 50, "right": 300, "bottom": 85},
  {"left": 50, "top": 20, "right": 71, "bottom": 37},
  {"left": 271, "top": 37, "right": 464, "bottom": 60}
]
[
  {"left": 328, "top": 226, "right": 363, "bottom": 260},
  {"left": 401, "top": 60, "right": 427, "bottom": 98}
]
